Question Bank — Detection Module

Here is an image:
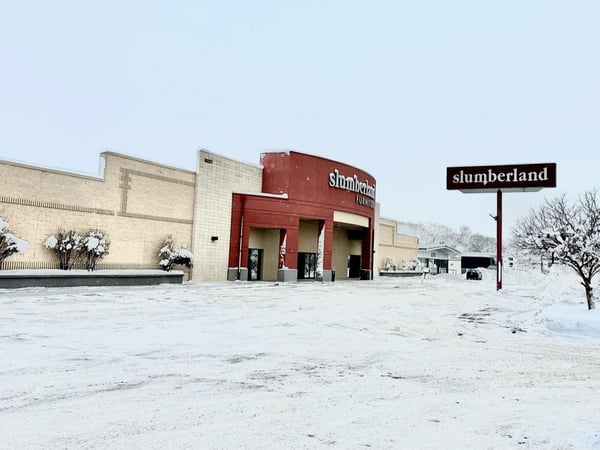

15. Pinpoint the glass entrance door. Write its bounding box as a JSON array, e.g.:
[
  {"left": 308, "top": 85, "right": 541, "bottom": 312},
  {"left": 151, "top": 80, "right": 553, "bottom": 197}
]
[
  {"left": 297, "top": 252, "right": 316, "bottom": 279},
  {"left": 248, "top": 248, "right": 263, "bottom": 281}
]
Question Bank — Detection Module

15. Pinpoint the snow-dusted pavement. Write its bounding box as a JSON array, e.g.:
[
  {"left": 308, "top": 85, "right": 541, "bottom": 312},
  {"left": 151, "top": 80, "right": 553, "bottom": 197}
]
[{"left": 1, "top": 268, "right": 599, "bottom": 449}]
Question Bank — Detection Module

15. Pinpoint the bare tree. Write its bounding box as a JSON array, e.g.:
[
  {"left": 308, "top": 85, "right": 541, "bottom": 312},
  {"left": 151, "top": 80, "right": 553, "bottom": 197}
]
[
  {"left": 469, "top": 233, "right": 496, "bottom": 253},
  {"left": 512, "top": 191, "right": 600, "bottom": 310}
]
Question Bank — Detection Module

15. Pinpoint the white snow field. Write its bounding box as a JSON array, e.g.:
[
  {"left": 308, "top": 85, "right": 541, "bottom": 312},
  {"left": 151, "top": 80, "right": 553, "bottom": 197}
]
[{"left": 1, "top": 266, "right": 599, "bottom": 449}]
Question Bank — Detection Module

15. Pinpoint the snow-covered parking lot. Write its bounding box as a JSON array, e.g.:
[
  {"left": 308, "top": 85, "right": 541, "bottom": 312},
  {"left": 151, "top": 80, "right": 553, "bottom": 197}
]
[{"left": 1, "top": 268, "right": 599, "bottom": 449}]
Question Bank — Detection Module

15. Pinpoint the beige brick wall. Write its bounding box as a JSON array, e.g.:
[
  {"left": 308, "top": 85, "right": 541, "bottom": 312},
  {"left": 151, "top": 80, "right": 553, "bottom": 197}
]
[
  {"left": 377, "top": 216, "right": 418, "bottom": 271},
  {"left": 192, "top": 150, "right": 263, "bottom": 281},
  {"left": 0, "top": 152, "right": 195, "bottom": 273}
]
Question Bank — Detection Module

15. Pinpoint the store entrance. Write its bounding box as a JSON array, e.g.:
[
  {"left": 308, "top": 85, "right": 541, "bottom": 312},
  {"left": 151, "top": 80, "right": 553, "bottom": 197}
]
[
  {"left": 347, "top": 255, "right": 361, "bottom": 278},
  {"left": 248, "top": 248, "right": 263, "bottom": 281},
  {"left": 297, "top": 252, "right": 317, "bottom": 280}
]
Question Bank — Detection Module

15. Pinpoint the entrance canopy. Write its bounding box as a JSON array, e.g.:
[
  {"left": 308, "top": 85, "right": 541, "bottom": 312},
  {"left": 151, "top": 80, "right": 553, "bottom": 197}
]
[{"left": 333, "top": 210, "right": 369, "bottom": 228}]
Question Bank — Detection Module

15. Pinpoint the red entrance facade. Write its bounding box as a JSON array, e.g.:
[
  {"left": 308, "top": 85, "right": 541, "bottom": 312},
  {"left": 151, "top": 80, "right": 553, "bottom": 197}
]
[{"left": 228, "top": 151, "right": 376, "bottom": 282}]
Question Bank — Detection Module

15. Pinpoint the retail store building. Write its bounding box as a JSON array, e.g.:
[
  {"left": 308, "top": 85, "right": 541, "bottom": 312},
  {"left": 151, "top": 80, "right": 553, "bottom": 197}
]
[{"left": 0, "top": 148, "right": 416, "bottom": 281}]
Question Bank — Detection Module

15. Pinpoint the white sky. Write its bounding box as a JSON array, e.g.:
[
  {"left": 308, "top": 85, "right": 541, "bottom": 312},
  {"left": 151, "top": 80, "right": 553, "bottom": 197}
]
[{"left": 1, "top": 1, "right": 598, "bottom": 236}]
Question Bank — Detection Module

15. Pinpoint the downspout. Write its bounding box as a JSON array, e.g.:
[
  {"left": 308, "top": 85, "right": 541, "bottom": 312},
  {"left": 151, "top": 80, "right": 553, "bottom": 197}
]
[
  {"left": 237, "top": 215, "right": 243, "bottom": 280},
  {"left": 371, "top": 227, "right": 375, "bottom": 280}
]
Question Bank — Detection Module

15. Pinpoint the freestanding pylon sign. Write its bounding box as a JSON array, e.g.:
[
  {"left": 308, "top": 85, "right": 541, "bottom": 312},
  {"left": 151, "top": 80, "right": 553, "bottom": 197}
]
[{"left": 446, "top": 163, "right": 557, "bottom": 290}]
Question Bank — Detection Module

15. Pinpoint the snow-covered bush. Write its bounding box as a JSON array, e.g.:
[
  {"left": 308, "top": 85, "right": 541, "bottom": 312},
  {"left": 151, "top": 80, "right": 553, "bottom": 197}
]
[
  {"left": 81, "top": 230, "right": 110, "bottom": 271},
  {"left": 402, "top": 260, "right": 418, "bottom": 271},
  {"left": 159, "top": 236, "right": 193, "bottom": 272},
  {"left": 384, "top": 258, "right": 398, "bottom": 271},
  {"left": 44, "top": 229, "right": 82, "bottom": 270},
  {"left": 0, "top": 217, "right": 29, "bottom": 269}
]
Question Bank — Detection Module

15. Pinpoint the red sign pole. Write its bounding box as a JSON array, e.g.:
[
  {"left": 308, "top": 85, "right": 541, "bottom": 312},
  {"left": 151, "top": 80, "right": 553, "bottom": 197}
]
[{"left": 496, "top": 189, "right": 502, "bottom": 291}]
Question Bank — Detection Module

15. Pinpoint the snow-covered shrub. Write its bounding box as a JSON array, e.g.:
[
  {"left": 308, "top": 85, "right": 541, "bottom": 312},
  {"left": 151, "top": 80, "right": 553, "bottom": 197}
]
[
  {"left": 402, "top": 260, "right": 418, "bottom": 271},
  {"left": 44, "top": 229, "right": 82, "bottom": 270},
  {"left": 384, "top": 258, "right": 398, "bottom": 271},
  {"left": 0, "top": 217, "right": 29, "bottom": 269},
  {"left": 159, "top": 236, "right": 193, "bottom": 272},
  {"left": 81, "top": 230, "right": 110, "bottom": 271}
]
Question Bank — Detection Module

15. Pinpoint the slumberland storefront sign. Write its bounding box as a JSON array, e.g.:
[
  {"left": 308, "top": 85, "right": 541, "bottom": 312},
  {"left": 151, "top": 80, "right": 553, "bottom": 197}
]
[
  {"left": 446, "top": 162, "right": 557, "bottom": 291},
  {"left": 446, "top": 163, "right": 557, "bottom": 192},
  {"left": 328, "top": 168, "right": 376, "bottom": 208}
]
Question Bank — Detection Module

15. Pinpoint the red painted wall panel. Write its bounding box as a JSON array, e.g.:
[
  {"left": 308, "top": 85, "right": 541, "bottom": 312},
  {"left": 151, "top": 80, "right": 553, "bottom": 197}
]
[
  {"left": 229, "top": 151, "right": 376, "bottom": 276},
  {"left": 260, "top": 151, "right": 376, "bottom": 217}
]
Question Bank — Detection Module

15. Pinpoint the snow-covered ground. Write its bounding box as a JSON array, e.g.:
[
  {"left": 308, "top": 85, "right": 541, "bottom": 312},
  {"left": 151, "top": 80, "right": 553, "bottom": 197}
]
[{"left": 1, "top": 266, "right": 599, "bottom": 449}]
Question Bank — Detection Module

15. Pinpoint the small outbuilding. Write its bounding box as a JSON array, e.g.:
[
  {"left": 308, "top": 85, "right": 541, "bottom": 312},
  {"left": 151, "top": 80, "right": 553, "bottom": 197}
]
[{"left": 417, "top": 244, "right": 461, "bottom": 275}]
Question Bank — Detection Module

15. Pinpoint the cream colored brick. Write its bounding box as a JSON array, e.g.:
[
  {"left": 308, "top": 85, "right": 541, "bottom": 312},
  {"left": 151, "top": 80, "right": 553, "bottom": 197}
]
[
  {"left": 0, "top": 153, "right": 194, "bottom": 272},
  {"left": 192, "top": 150, "right": 262, "bottom": 281},
  {"left": 376, "top": 216, "right": 418, "bottom": 271}
]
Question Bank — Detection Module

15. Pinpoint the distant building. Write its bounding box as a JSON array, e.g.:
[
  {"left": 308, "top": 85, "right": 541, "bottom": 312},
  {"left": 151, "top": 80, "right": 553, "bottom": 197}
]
[
  {"left": 417, "top": 244, "right": 462, "bottom": 275},
  {"left": 505, "top": 254, "right": 551, "bottom": 272}
]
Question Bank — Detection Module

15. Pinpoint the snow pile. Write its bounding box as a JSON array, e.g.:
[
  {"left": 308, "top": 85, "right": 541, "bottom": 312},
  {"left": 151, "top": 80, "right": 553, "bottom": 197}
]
[
  {"left": 496, "top": 265, "right": 600, "bottom": 339},
  {"left": 544, "top": 301, "right": 600, "bottom": 339}
]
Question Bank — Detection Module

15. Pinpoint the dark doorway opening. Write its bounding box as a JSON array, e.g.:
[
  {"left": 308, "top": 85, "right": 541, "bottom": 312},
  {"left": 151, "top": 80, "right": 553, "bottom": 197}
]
[
  {"left": 298, "top": 252, "right": 316, "bottom": 280},
  {"left": 348, "top": 255, "right": 361, "bottom": 278}
]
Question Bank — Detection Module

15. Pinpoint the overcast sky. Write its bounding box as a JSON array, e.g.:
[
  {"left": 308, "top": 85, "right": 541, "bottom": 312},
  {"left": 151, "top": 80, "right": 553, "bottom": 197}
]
[{"left": 1, "top": 1, "right": 598, "bottom": 237}]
